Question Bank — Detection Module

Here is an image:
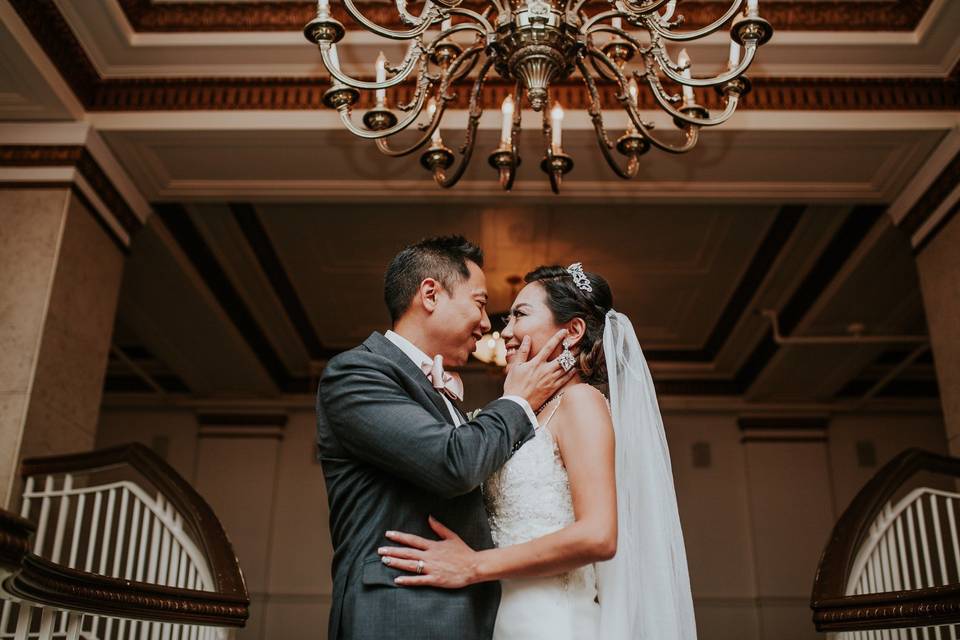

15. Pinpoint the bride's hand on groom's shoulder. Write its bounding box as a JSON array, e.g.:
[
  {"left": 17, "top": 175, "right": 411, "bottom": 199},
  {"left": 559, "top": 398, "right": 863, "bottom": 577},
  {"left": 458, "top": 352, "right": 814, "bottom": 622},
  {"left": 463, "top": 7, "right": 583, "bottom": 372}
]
[
  {"left": 378, "top": 516, "right": 481, "bottom": 589},
  {"left": 503, "top": 329, "right": 576, "bottom": 410}
]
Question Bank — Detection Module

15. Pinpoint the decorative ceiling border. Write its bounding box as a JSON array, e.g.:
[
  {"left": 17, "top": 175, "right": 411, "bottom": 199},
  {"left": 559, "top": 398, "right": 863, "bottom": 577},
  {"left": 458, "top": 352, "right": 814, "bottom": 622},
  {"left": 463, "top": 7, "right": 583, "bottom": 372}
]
[
  {"left": 11, "top": 0, "right": 958, "bottom": 113},
  {"left": 0, "top": 144, "right": 144, "bottom": 246},
  {"left": 115, "top": 0, "right": 933, "bottom": 33},
  {"left": 86, "top": 76, "right": 960, "bottom": 112}
]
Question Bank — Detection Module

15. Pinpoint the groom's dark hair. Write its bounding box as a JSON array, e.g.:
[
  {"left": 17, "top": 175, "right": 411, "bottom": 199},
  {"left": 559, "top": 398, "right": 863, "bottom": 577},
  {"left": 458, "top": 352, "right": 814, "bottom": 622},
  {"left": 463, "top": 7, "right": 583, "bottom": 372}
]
[{"left": 385, "top": 235, "right": 484, "bottom": 323}]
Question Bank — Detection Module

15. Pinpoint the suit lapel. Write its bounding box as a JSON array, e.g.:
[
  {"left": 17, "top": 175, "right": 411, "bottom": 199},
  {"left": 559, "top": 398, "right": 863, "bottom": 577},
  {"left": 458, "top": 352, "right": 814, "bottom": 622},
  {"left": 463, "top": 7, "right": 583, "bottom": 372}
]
[{"left": 362, "top": 332, "right": 456, "bottom": 425}]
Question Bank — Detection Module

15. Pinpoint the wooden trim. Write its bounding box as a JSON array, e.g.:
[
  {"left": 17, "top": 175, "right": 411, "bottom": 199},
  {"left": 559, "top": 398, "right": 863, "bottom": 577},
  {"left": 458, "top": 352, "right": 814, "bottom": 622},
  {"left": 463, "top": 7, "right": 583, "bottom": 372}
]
[
  {"left": 197, "top": 413, "right": 288, "bottom": 427},
  {"left": 84, "top": 76, "right": 960, "bottom": 112},
  {"left": 19, "top": 444, "right": 248, "bottom": 602},
  {"left": 0, "top": 145, "right": 144, "bottom": 240},
  {"left": 900, "top": 148, "right": 960, "bottom": 240},
  {"left": 230, "top": 203, "right": 333, "bottom": 361},
  {"left": 914, "top": 199, "right": 960, "bottom": 255},
  {"left": 810, "top": 448, "right": 960, "bottom": 631},
  {"left": 649, "top": 205, "right": 804, "bottom": 362},
  {"left": 115, "top": 0, "right": 933, "bottom": 33},
  {"left": 157, "top": 203, "right": 293, "bottom": 391},
  {"left": 740, "top": 436, "right": 828, "bottom": 443},
  {"left": 738, "top": 416, "right": 829, "bottom": 430},
  {"left": 6, "top": 554, "right": 248, "bottom": 627},
  {"left": 0, "top": 509, "right": 34, "bottom": 573}
]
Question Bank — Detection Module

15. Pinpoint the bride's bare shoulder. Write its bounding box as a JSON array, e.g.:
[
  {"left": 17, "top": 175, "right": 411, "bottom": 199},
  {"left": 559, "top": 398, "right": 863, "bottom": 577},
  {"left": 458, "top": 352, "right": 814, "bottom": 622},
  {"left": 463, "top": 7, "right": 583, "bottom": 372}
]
[{"left": 554, "top": 384, "right": 611, "bottom": 428}]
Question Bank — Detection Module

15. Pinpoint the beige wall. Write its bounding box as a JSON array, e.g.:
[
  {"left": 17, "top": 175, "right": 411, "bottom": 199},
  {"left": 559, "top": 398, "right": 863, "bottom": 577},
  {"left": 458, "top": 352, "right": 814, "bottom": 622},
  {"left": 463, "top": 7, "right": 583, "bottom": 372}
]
[
  {"left": 917, "top": 214, "right": 960, "bottom": 455},
  {"left": 95, "top": 400, "right": 947, "bottom": 640},
  {"left": 0, "top": 188, "right": 124, "bottom": 506}
]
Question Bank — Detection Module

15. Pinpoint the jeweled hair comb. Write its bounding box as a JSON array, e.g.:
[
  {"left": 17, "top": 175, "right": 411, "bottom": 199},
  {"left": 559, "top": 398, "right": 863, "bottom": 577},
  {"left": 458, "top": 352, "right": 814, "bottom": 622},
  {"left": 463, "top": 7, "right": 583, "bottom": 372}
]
[{"left": 567, "top": 262, "right": 593, "bottom": 293}]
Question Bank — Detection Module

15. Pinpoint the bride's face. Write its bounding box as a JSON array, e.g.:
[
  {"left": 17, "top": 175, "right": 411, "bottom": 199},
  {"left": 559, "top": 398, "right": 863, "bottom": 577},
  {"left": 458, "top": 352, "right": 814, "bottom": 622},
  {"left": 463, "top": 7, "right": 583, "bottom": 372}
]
[{"left": 502, "top": 282, "right": 564, "bottom": 364}]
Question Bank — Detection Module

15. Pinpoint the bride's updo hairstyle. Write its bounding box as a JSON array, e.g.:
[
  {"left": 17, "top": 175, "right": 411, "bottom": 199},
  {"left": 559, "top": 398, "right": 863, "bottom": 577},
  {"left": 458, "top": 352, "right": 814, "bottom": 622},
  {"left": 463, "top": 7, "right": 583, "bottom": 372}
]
[{"left": 524, "top": 265, "right": 614, "bottom": 385}]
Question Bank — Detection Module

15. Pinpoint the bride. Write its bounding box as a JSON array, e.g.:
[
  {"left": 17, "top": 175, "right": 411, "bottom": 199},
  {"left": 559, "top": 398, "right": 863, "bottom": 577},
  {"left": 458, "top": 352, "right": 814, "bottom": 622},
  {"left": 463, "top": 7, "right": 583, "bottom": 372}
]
[{"left": 378, "top": 263, "right": 697, "bottom": 639}]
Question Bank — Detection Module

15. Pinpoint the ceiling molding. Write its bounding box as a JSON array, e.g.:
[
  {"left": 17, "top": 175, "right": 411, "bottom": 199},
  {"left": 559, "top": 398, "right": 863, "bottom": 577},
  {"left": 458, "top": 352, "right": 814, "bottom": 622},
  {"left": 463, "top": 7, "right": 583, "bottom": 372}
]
[
  {"left": 0, "top": 144, "right": 143, "bottom": 247},
  {"left": 82, "top": 75, "right": 960, "bottom": 112},
  {"left": 8, "top": 0, "right": 959, "bottom": 113},
  {"left": 114, "top": 0, "right": 934, "bottom": 33}
]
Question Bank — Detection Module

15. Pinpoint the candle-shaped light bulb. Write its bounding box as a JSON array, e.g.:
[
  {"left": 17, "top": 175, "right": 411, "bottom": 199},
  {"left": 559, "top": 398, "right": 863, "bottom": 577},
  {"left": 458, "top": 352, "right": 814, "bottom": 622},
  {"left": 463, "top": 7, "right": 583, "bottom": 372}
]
[
  {"left": 550, "top": 102, "right": 564, "bottom": 153},
  {"left": 677, "top": 48, "right": 695, "bottom": 104},
  {"left": 318, "top": 0, "right": 330, "bottom": 18},
  {"left": 328, "top": 43, "right": 341, "bottom": 72},
  {"left": 500, "top": 95, "right": 515, "bottom": 146},
  {"left": 662, "top": 0, "right": 676, "bottom": 22},
  {"left": 612, "top": 17, "right": 622, "bottom": 30},
  {"left": 428, "top": 98, "right": 442, "bottom": 144},
  {"left": 728, "top": 40, "right": 742, "bottom": 69},
  {"left": 747, "top": 0, "right": 759, "bottom": 15},
  {"left": 375, "top": 51, "right": 387, "bottom": 106},
  {"left": 628, "top": 78, "right": 639, "bottom": 105},
  {"left": 442, "top": 17, "right": 452, "bottom": 31}
]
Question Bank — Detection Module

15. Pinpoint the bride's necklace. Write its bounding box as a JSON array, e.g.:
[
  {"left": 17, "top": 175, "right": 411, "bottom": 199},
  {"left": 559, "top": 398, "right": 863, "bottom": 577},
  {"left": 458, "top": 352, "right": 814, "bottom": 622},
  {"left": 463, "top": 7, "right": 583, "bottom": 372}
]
[{"left": 535, "top": 391, "right": 565, "bottom": 415}]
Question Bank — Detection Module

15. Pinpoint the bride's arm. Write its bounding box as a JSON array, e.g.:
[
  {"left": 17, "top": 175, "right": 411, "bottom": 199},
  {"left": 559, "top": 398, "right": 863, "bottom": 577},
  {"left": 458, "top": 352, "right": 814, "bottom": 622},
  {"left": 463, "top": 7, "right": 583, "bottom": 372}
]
[{"left": 379, "top": 384, "right": 617, "bottom": 587}]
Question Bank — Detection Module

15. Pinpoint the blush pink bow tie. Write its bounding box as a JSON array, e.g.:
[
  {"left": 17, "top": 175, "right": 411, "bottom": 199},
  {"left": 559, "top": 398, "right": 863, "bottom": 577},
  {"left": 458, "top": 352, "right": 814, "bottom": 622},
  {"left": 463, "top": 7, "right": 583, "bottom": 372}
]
[{"left": 422, "top": 355, "right": 464, "bottom": 402}]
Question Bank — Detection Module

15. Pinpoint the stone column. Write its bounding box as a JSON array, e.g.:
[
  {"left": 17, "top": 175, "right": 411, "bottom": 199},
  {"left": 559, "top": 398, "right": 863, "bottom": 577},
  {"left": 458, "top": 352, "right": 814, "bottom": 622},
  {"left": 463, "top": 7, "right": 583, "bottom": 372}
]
[
  {"left": 916, "top": 213, "right": 960, "bottom": 455},
  {"left": 0, "top": 187, "right": 125, "bottom": 506}
]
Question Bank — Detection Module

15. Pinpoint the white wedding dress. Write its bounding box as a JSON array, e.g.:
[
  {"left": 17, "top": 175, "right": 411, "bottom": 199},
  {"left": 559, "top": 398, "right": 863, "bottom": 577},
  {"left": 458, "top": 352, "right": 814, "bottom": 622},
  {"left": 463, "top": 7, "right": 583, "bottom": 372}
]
[{"left": 483, "top": 403, "right": 601, "bottom": 640}]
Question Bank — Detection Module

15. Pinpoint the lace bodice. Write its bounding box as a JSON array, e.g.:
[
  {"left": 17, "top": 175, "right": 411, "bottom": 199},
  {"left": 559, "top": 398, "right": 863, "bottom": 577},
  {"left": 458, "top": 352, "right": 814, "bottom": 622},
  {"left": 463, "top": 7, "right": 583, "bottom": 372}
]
[{"left": 484, "top": 422, "right": 596, "bottom": 592}]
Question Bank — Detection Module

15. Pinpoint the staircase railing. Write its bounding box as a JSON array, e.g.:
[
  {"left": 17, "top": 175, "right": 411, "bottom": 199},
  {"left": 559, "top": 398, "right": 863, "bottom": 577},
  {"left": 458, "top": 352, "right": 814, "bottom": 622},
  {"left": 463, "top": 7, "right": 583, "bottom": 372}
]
[
  {"left": 812, "top": 448, "right": 960, "bottom": 637},
  {"left": 0, "top": 443, "right": 248, "bottom": 639}
]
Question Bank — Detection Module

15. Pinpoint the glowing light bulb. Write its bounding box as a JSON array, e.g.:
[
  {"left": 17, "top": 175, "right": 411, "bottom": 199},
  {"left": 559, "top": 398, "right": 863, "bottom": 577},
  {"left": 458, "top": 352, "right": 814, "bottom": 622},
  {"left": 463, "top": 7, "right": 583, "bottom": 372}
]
[
  {"left": 550, "top": 102, "right": 564, "bottom": 153},
  {"left": 500, "top": 95, "right": 514, "bottom": 146}
]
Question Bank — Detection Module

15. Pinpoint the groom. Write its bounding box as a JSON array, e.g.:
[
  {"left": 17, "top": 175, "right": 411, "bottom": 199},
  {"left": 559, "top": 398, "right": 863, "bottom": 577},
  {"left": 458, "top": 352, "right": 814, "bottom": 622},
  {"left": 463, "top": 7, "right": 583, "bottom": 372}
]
[{"left": 317, "top": 236, "right": 570, "bottom": 640}]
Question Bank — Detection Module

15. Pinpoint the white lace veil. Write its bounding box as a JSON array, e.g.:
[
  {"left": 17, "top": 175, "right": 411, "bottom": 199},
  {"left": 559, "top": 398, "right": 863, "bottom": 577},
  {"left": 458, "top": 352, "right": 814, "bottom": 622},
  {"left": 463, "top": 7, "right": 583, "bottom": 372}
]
[{"left": 597, "top": 309, "right": 698, "bottom": 639}]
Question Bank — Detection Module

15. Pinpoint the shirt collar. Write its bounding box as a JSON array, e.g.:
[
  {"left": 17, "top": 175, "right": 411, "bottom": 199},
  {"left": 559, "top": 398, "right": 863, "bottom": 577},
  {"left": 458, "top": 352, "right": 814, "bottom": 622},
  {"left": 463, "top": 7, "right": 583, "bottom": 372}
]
[{"left": 384, "top": 330, "right": 433, "bottom": 369}]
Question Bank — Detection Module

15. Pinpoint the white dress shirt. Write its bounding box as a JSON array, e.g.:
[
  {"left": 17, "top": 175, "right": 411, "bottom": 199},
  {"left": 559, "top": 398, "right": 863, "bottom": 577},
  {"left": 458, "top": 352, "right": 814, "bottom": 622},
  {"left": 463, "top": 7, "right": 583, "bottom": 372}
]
[{"left": 384, "top": 330, "right": 538, "bottom": 428}]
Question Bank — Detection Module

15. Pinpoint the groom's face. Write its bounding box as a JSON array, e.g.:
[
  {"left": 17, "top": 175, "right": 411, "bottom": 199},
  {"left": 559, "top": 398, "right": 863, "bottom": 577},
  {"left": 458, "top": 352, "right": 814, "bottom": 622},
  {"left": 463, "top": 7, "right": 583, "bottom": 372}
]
[{"left": 431, "top": 260, "right": 491, "bottom": 366}]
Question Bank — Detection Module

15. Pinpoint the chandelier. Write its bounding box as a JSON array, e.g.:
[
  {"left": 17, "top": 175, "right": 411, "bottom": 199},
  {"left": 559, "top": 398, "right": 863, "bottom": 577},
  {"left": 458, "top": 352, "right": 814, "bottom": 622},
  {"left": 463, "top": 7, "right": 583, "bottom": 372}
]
[{"left": 304, "top": 0, "right": 772, "bottom": 193}]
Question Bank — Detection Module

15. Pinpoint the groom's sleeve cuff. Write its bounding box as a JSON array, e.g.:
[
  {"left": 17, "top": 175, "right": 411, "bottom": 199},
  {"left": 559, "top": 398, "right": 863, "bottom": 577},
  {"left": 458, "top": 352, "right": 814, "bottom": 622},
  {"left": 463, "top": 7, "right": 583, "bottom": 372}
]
[{"left": 500, "top": 395, "right": 538, "bottom": 429}]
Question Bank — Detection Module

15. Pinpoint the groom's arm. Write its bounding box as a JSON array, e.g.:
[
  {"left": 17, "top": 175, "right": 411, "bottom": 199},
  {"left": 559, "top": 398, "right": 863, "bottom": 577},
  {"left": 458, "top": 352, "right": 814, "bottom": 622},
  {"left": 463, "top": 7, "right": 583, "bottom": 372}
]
[{"left": 319, "top": 350, "right": 533, "bottom": 499}]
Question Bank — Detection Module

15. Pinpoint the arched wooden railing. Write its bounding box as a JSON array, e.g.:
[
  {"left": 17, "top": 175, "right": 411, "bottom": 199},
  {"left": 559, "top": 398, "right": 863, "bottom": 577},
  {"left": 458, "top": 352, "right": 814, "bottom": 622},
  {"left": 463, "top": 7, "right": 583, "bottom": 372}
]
[
  {"left": 0, "top": 443, "right": 248, "bottom": 639},
  {"left": 812, "top": 448, "right": 960, "bottom": 637}
]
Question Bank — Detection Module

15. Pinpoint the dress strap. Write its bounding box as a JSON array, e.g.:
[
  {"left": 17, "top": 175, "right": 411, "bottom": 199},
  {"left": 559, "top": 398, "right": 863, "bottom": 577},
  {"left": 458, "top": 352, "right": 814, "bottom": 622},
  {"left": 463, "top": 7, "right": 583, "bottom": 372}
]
[{"left": 537, "top": 393, "right": 564, "bottom": 431}]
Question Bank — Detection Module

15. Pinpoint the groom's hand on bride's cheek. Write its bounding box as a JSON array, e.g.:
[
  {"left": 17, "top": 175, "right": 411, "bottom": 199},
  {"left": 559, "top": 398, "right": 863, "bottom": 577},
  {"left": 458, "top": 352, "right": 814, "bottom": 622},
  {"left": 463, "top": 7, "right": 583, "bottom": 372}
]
[{"left": 503, "top": 328, "right": 576, "bottom": 410}]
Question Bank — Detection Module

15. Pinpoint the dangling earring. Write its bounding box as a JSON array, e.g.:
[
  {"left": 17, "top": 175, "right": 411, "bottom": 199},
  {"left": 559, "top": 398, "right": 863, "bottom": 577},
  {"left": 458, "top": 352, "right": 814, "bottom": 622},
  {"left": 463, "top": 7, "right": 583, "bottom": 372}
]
[{"left": 558, "top": 339, "right": 576, "bottom": 372}]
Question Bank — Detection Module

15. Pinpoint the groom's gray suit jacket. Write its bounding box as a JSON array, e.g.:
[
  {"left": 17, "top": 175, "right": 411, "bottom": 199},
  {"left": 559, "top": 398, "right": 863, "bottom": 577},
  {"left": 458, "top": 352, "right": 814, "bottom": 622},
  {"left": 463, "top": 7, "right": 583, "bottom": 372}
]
[{"left": 316, "top": 332, "right": 534, "bottom": 640}]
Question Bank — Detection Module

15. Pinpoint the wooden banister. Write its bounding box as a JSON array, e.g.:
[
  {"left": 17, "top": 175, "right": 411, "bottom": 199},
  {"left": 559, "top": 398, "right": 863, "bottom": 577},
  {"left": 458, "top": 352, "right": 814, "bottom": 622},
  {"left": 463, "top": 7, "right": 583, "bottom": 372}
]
[
  {"left": 811, "top": 448, "right": 960, "bottom": 631},
  {"left": 19, "top": 443, "right": 246, "bottom": 600},
  {"left": 1, "top": 443, "right": 249, "bottom": 631}
]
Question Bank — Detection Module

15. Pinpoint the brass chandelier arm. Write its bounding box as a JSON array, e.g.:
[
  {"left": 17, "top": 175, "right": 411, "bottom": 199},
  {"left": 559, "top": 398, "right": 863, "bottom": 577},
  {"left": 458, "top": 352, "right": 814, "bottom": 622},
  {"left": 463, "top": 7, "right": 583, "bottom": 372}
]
[
  {"left": 322, "top": 41, "right": 423, "bottom": 90},
  {"left": 375, "top": 45, "right": 485, "bottom": 156},
  {"left": 339, "top": 83, "right": 432, "bottom": 140},
  {"left": 586, "top": 47, "right": 700, "bottom": 154},
  {"left": 341, "top": 0, "right": 441, "bottom": 40},
  {"left": 652, "top": 41, "right": 759, "bottom": 88},
  {"left": 585, "top": 24, "right": 652, "bottom": 54},
  {"left": 619, "top": 0, "right": 675, "bottom": 17},
  {"left": 643, "top": 70, "right": 742, "bottom": 127},
  {"left": 432, "top": 56, "right": 498, "bottom": 188},
  {"left": 395, "top": 0, "right": 434, "bottom": 27},
  {"left": 644, "top": 0, "right": 745, "bottom": 41},
  {"left": 576, "top": 58, "right": 641, "bottom": 180}
]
